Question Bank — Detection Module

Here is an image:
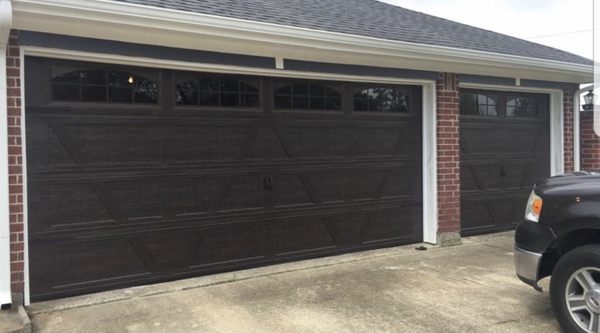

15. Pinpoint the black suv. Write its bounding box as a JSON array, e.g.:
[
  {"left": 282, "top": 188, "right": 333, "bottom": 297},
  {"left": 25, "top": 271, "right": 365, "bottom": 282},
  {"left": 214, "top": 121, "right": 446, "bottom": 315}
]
[{"left": 515, "top": 172, "right": 600, "bottom": 333}]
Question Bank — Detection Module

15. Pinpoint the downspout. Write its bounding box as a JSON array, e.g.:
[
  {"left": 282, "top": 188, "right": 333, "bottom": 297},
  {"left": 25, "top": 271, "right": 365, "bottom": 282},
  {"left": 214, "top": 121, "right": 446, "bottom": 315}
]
[{"left": 0, "top": 0, "right": 12, "bottom": 307}]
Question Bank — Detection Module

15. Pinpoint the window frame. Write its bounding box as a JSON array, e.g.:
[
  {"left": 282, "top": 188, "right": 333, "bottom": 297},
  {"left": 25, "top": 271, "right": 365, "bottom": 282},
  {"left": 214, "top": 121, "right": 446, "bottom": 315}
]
[
  {"left": 174, "top": 72, "right": 262, "bottom": 111},
  {"left": 272, "top": 79, "right": 343, "bottom": 112},
  {"left": 351, "top": 84, "right": 415, "bottom": 115},
  {"left": 505, "top": 95, "right": 539, "bottom": 119},
  {"left": 459, "top": 89, "right": 548, "bottom": 120},
  {"left": 459, "top": 92, "right": 499, "bottom": 117},
  {"left": 50, "top": 65, "right": 160, "bottom": 105}
]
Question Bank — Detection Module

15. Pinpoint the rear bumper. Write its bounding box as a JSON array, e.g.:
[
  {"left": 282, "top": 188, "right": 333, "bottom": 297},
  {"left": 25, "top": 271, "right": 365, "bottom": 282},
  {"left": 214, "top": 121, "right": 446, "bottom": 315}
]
[{"left": 514, "top": 246, "right": 543, "bottom": 291}]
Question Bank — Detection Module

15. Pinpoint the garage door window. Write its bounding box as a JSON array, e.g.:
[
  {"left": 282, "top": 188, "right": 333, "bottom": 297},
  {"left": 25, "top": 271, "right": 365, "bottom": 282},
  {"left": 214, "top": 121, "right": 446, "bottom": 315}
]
[
  {"left": 274, "top": 81, "right": 341, "bottom": 111},
  {"left": 460, "top": 93, "right": 497, "bottom": 116},
  {"left": 353, "top": 87, "right": 409, "bottom": 113},
  {"left": 506, "top": 97, "right": 536, "bottom": 117},
  {"left": 176, "top": 77, "right": 260, "bottom": 108},
  {"left": 52, "top": 69, "right": 158, "bottom": 104}
]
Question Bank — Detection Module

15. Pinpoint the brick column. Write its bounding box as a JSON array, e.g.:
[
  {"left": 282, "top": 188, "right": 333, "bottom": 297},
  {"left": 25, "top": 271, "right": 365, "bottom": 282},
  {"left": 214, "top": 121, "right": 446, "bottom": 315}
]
[
  {"left": 580, "top": 112, "right": 600, "bottom": 170},
  {"left": 7, "top": 30, "right": 24, "bottom": 304},
  {"left": 563, "top": 85, "right": 576, "bottom": 173},
  {"left": 436, "top": 73, "right": 461, "bottom": 246}
]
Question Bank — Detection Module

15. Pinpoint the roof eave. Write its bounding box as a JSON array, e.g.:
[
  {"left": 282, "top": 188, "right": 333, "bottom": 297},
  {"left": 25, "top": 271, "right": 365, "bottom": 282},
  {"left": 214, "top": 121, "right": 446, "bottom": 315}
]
[{"left": 11, "top": 0, "right": 594, "bottom": 83}]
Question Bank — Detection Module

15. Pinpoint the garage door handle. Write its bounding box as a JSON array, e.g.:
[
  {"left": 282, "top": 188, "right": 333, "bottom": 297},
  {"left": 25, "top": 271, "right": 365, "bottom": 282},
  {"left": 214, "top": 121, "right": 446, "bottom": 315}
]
[
  {"left": 263, "top": 177, "right": 272, "bottom": 190},
  {"left": 500, "top": 166, "right": 507, "bottom": 177}
]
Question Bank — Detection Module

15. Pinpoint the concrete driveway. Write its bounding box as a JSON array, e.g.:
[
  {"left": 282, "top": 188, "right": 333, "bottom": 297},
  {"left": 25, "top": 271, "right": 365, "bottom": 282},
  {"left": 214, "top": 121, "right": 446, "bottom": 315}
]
[{"left": 27, "top": 232, "right": 560, "bottom": 333}]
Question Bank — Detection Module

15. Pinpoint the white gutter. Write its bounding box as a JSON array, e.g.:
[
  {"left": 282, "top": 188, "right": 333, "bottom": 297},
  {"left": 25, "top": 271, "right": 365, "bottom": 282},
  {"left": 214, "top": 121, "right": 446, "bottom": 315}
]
[
  {"left": 0, "top": 0, "right": 12, "bottom": 307},
  {"left": 11, "top": 0, "right": 593, "bottom": 83}
]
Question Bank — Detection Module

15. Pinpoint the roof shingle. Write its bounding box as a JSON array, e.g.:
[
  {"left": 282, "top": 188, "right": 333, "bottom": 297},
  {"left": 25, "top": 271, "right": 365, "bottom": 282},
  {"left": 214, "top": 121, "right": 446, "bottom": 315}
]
[{"left": 112, "top": 0, "right": 592, "bottom": 66}]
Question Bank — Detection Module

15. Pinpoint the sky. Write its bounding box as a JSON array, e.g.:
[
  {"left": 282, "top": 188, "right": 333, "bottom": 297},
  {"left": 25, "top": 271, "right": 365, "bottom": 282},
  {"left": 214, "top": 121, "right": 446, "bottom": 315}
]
[{"left": 378, "top": 0, "right": 594, "bottom": 60}]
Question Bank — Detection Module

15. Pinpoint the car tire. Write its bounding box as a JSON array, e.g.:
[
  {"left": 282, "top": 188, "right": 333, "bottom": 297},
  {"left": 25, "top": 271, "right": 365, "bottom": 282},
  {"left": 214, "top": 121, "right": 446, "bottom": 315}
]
[{"left": 550, "top": 245, "right": 600, "bottom": 333}]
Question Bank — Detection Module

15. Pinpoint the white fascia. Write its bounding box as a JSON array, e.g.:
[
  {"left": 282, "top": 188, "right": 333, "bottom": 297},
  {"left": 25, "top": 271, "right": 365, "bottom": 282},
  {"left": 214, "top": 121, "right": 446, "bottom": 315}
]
[
  {"left": 0, "top": 0, "right": 12, "bottom": 307},
  {"left": 11, "top": 0, "right": 593, "bottom": 83}
]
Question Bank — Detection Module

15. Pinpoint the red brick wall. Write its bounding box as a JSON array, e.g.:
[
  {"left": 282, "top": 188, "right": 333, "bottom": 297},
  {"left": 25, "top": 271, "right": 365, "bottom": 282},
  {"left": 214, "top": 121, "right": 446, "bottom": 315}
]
[
  {"left": 563, "top": 86, "right": 576, "bottom": 173},
  {"left": 436, "top": 73, "right": 460, "bottom": 238},
  {"left": 7, "top": 30, "right": 24, "bottom": 300},
  {"left": 581, "top": 112, "right": 600, "bottom": 170}
]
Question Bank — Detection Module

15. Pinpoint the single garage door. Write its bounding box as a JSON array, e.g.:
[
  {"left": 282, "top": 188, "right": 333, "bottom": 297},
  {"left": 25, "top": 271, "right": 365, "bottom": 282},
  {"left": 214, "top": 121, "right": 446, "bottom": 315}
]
[
  {"left": 459, "top": 89, "right": 550, "bottom": 236},
  {"left": 26, "top": 57, "right": 423, "bottom": 300}
]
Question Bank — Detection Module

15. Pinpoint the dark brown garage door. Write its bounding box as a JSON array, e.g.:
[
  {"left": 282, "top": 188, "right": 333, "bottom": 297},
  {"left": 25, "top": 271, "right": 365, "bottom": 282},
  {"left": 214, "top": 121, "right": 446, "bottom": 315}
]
[
  {"left": 26, "top": 57, "right": 423, "bottom": 300},
  {"left": 459, "top": 89, "right": 550, "bottom": 236}
]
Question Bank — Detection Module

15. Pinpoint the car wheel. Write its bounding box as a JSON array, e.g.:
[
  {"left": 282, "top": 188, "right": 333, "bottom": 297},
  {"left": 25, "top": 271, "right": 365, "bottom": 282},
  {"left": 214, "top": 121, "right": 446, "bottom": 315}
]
[{"left": 550, "top": 245, "right": 600, "bottom": 333}]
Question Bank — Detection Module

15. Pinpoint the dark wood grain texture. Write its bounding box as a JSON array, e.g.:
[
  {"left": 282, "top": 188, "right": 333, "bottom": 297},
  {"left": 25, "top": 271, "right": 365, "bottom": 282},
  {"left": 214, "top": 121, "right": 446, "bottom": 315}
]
[
  {"left": 26, "top": 57, "right": 423, "bottom": 300},
  {"left": 459, "top": 89, "right": 550, "bottom": 236}
]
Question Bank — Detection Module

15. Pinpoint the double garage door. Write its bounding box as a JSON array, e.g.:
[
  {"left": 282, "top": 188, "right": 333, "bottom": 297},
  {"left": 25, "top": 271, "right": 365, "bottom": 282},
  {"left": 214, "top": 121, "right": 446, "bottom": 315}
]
[{"left": 26, "top": 57, "right": 424, "bottom": 300}]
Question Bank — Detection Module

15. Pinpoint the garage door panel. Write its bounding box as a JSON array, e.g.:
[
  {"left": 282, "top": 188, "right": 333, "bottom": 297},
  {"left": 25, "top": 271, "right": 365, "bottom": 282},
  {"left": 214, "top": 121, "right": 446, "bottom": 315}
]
[
  {"left": 360, "top": 207, "right": 421, "bottom": 244},
  {"left": 272, "top": 217, "right": 337, "bottom": 255},
  {"left": 29, "top": 238, "right": 150, "bottom": 297},
  {"left": 329, "top": 213, "right": 365, "bottom": 246},
  {"left": 245, "top": 128, "right": 290, "bottom": 160},
  {"left": 349, "top": 127, "right": 403, "bottom": 157},
  {"left": 139, "top": 229, "right": 200, "bottom": 271},
  {"left": 278, "top": 126, "right": 347, "bottom": 159},
  {"left": 27, "top": 182, "right": 114, "bottom": 232},
  {"left": 308, "top": 170, "right": 379, "bottom": 203},
  {"left": 461, "top": 161, "right": 538, "bottom": 192},
  {"left": 164, "top": 125, "right": 251, "bottom": 162},
  {"left": 26, "top": 116, "right": 79, "bottom": 169},
  {"left": 351, "top": 125, "right": 422, "bottom": 159},
  {"left": 169, "top": 176, "right": 223, "bottom": 216},
  {"left": 460, "top": 203, "right": 495, "bottom": 231},
  {"left": 271, "top": 174, "right": 314, "bottom": 208},
  {"left": 460, "top": 125, "right": 546, "bottom": 156},
  {"left": 380, "top": 167, "right": 423, "bottom": 199},
  {"left": 66, "top": 124, "right": 162, "bottom": 165},
  {"left": 345, "top": 169, "right": 385, "bottom": 200},
  {"left": 190, "top": 223, "right": 266, "bottom": 267},
  {"left": 502, "top": 127, "right": 547, "bottom": 154},
  {"left": 307, "top": 166, "right": 420, "bottom": 204},
  {"left": 218, "top": 175, "right": 265, "bottom": 212},
  {"left": 461, "top": 193, "right": 529, "bottom": 233},
  {"left": 105, "top": 179, "right": 163, "bottom": 220}
]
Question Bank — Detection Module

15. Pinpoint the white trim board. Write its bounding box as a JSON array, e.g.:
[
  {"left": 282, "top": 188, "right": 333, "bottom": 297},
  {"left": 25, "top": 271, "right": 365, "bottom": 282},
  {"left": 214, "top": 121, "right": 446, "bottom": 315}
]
[
  {"left": 20, "top": 46, "right": 30, "bottom": 306},
  {"left": 23, "top": 46, "right": 437, "bottom": 86},
  {"left": 573, "top": 94, "right": 580, "bottom": 172},
  {"left": 459, "top": 82, "right": 565, "bottom": 176},
  {"left": 19, "top": 47, "right": 441, "bottom": 302},
  {"left": 421, "top": 83, "right": 437, "bottom": 244}
]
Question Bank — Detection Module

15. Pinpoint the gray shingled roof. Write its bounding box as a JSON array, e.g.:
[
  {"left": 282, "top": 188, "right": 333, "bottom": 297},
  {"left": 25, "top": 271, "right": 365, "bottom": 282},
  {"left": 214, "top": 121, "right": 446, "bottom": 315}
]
[{"left": 112, "top": 0, "right": 592, "bottom": 66}]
